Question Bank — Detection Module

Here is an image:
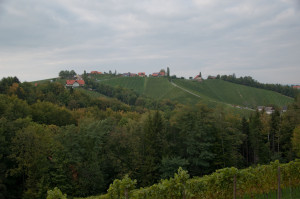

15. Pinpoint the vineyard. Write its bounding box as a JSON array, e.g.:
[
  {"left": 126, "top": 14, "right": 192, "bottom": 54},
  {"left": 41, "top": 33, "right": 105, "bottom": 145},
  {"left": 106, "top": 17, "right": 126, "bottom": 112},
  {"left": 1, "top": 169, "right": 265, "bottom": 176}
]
[
  {"left": 98, "top": 77, "right": 292, "bottom": 110},
  {"left": 74, "top": 160, "right": 300, "bottom": 199}
]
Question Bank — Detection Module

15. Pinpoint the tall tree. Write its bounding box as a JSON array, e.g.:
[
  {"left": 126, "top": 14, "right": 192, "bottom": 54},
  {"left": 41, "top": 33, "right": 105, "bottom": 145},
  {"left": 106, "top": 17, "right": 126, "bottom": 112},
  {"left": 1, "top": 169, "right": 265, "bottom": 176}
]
[
  {"left": 172, "top": 104, "right": 216, "bottom": 176},
  {"left": 269, "top": 109, "right": 281, "bottom": 159},
  {"left": 241, "top": 117, "right": 250, "bottom": 166},
  {"left": 139, "top": 111, "right": 165, "bottom": 186},
  {"left": 10, "top": 123, "right": 56, "bottom": 199},
  {"left": 167, "top": 67, "right": 170, "bottom": 77},
  {"left": 249, "top": 111, "right": 269, "bottom": 164},
  {"left": 292, "top": 125, "right": 300, "bottom": 157}
]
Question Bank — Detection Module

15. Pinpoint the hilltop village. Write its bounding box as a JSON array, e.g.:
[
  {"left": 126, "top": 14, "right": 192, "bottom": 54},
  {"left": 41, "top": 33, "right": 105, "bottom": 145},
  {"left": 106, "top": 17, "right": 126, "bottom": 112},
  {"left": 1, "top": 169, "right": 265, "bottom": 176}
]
[
  {"left": 58, "top": 69, "right": 296, "bottom": 115},
  {"left": 63, "top": 68, "right": 211, "bottom": 89}
]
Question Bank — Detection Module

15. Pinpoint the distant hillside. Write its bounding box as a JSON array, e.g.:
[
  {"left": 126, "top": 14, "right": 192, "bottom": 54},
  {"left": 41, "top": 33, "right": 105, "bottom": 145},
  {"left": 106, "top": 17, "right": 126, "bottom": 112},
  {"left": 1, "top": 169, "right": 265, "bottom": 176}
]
[
  {"left": 98, "top": 76, "right": 293, "bottom": 109},
  {"left": 98, "top": 77, "right": 202, "bottom": 105},
  {"left": 172, "top": 79, "right": 293, "bottom": 108}
]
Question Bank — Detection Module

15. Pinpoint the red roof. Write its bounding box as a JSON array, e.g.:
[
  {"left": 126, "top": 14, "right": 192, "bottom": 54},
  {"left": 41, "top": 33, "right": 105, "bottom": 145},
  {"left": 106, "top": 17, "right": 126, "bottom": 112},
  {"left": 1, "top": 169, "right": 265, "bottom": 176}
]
[
  {"left": 138, "top": 72, "right": 145, "bottom": 76},
  {"left": 66, "top": 80, "right": 85, "bottom": 85},
  {"left": 152, "top": 73, "right": 159, "bottom": 77},
  {"left": 293, "top": 85, "right": 300, "bottom": 89},
  {"left": 90, "top": 71, "right": 102, "bottom": 74},
  {"left": 159, "top": 71, "right": 165, "bottom": 76}
]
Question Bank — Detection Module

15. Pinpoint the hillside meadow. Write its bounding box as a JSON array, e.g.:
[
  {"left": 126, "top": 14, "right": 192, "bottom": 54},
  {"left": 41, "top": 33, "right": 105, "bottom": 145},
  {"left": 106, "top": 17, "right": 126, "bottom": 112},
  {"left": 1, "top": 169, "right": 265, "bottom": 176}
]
[{"left": 98, "top": 76, "right": 292, "bottom": 111}]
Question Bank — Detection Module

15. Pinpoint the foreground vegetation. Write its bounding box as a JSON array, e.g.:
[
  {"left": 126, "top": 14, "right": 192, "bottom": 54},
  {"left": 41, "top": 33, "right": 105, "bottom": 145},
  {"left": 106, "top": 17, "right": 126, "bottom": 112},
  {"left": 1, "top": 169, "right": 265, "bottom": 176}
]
[
  {"left": 74, "top": 160, "right": 300, "bottom": 199},
  {"left": 0, "top": 75, "right": 299, "bottom": 199}
]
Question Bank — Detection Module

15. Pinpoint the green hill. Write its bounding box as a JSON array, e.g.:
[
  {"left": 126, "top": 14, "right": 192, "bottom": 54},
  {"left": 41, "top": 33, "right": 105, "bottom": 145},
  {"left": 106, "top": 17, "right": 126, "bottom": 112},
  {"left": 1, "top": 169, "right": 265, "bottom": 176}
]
[
  {"left": 98, "top": 77, "right": 293, "bottom": 110},
  {"left": 99, "top": 77, "right": 202, "bottom": 105},
  {"left": 172, "top": 79, "right": 293, "bottom": 108}
]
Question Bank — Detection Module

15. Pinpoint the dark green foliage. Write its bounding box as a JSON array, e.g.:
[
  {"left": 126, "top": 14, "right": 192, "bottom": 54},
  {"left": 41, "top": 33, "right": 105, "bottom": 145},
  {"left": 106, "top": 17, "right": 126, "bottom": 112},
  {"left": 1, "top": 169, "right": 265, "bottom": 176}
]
[
  {"left": 160, "top": 157, "right": 189, "bottom": 179},
  {"left": 46, "top": 187, "right": 67, "bottom": 199},
  {"left": 241, "top": 117, "right": 250, "bottom": 166},
  {"left": 167, "top": 67, "right": 170, "bottom": 77},
  {"left": 249, "top": 111, "right": 269, "bottom": 164},
  {"left": 0, "top": 95, "right": 30, "bottom": 120},
  {"left": 0, "top": 75, "right": 299, "bottom": 199},
  {"left": 9, "top": 123, "right": 57, "bottom": 199},
  {"left": 171, "top": 104, "right": 216, "bottom": 176},
  {"left": 31, "top": 101, "right": 76, "bottom": 126},
  {"left": 58, "top": 70, "right": 76, "bottom": 79},
  {"left": 139, "top": 111, "right": 166, "bottom": 186},
  {"left": 0, "top": 76, "right": 20, "bottom": 94},
  {"left": 213, "top": 109, "right": 245, "bottom": 169},
  {"left": 269, "top": 109, "right": 281, "bottom": 159}
]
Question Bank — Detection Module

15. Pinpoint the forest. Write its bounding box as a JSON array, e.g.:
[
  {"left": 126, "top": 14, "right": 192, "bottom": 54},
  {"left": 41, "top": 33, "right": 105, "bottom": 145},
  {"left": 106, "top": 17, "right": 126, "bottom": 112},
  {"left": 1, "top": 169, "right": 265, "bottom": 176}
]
[{"left": 0, "top": 75, "right": 299, "bottom": 199}]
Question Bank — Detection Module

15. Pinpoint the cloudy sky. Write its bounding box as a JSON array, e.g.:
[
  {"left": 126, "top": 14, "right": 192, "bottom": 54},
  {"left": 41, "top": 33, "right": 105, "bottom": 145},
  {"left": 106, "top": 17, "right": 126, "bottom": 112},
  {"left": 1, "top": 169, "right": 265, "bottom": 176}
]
[{"left": 0, "top": 0, "right": 299, "bottom": 84}]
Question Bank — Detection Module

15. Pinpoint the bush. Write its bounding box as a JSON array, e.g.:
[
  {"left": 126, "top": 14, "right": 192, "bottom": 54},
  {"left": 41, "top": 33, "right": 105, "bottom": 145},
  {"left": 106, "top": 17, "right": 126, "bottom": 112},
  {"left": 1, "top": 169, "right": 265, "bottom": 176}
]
[{"left": 46, "top": 187, "right": 67, "bottom": 199}]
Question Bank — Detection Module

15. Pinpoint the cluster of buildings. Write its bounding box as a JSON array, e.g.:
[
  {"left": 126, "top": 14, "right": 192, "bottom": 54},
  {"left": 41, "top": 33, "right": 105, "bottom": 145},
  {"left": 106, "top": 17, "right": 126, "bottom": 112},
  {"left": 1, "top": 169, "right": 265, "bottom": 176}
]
[
  {"left": 193, "top": 73, "right": 217, "bottom": 82},
  {"left": 88, "top": 70, "right": 166, "bottom": 77},
  {"left": 65, "top": 80, "right": 85, "bottom": 88},
  {"left": 293, "top": 85, "right": 300, "bottom": 89},
  {"left": 90, "top": 71, "right": 102, "bottom": 75},
  {"left": 122, "top": 70, "right": 165, "bottom": 77},
  {"left": 65, "top": 74, "right": 85, "bottom": 88},
  {"left": 64, "top": 70, "right": 166, "bottom": 88},
  {"left": 257, "top": 106, "right": 287, "bottom": 114}
]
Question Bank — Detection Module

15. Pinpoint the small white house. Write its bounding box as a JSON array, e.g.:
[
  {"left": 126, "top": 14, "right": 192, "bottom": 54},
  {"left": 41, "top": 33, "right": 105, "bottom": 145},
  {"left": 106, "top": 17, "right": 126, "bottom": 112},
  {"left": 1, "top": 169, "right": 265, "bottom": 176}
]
[{"left": 66, "top": 80, "right": 85, "bottom": 88}]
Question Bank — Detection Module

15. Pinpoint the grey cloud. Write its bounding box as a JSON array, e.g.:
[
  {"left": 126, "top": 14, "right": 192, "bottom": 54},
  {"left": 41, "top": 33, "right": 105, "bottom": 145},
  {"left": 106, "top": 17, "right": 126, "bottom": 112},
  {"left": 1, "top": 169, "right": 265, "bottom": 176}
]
[{"left": 0, "top": 0, "right": 299, "bottom": 84}]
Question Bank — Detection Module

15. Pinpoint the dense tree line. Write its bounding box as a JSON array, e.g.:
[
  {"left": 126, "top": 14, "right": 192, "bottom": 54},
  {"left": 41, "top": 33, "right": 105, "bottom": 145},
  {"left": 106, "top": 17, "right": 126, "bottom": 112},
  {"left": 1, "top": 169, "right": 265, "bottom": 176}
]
[
  {"left": 58, "top": 70, "right": 77, "bottom": 79},
  {"left": 217, "top": 74, "right": 299, "bottom": 98},
  {"left": 0, "top": 76, "right": 299, "bottom": 199}
]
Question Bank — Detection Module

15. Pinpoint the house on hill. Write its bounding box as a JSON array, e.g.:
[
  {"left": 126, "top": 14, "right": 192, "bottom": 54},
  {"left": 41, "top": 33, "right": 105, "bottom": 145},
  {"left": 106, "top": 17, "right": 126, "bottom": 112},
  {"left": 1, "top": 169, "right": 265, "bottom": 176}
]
[
  {"left": 159, "top": 69, "right": 166, "bottom": 76},
  {"left": 138, "top": 72, "right": 146, "bottom": 77},
  {"left": 257, "top": 106, "right": 275, "bottom": 114},
  {"left": 66, "top": 80, "right": 85, "bottom": 88},
  {"left": 265, "top": 107, "right": 274, "bottom": 115},
  {"left": 194, "top": 75, "right": 203, "bottom": 82},
  {"left": 122, "top": 73, "right": 130, "bottom": 77},
  {"left": 257, "top": 106, "right": 264, "bottom": 112},
  {"left": 90, "top": 71, "right": 102, "bottom": 75},
  {"left": 152, "top": 72, "right": 160, "bottom": 77},
  {"left": 159, "top": 71, "right": 165, "bottom": 76},
  {"left": 293, "top": 85, "right": 300, "bottom": 89}
]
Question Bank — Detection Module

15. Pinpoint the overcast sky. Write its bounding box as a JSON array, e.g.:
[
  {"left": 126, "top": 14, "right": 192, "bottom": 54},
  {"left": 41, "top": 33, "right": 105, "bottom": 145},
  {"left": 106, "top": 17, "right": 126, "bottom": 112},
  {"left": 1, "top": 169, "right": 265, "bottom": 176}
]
[{"left": 0, "top": 0, "right": 299, "bottom": 84}]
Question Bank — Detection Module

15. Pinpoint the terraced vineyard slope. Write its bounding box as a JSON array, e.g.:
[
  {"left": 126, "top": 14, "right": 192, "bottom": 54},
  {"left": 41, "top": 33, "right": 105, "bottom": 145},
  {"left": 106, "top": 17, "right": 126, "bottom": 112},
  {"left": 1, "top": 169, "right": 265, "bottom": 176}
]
[{"left": 99, "top": 77, "right": 293, "bottom": 109}]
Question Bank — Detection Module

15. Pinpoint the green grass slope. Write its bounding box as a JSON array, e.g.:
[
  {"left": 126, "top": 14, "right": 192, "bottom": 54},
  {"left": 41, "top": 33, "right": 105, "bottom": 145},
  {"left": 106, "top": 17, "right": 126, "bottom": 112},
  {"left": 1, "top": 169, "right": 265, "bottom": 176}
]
[
  {"left": 99, "top": 77, "right": 292, "bottom": 111},
  {"left": 100, "top": 77, "right": 202, "bottom": 105},
  {"left": 173, "top": 79, "right": 293, "bottom": 108},
  {"left": 98, "top": 76, "right": 146, "bottom": 94}
]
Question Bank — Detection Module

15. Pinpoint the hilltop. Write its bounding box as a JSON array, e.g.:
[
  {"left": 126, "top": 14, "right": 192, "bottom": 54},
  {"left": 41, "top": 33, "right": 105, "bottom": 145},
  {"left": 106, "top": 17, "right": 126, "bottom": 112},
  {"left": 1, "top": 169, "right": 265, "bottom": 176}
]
[{"left": 31, "top": 71, "right": 294, "bottom": 116}]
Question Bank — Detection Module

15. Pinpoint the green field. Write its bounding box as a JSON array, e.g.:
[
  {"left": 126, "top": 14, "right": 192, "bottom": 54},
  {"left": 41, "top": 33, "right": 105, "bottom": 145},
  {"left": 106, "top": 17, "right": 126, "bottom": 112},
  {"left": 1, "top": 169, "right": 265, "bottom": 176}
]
[
  {"left": 173, "top": 79, "right": 293, "bottom": 108},
  {"left": 99, "top": 77, "right": 203, "bottom": 105},
  {"left": 99, "top": 77, "right": 293, "bottom": 110}
]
